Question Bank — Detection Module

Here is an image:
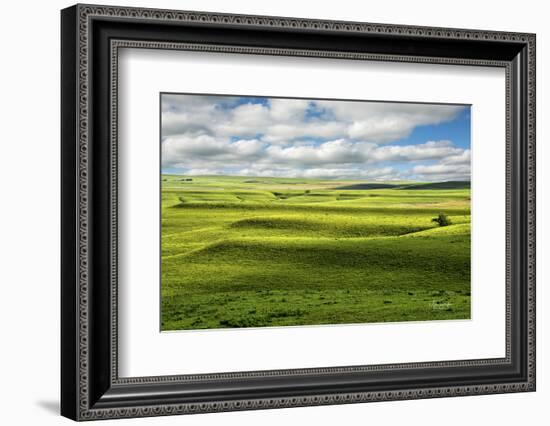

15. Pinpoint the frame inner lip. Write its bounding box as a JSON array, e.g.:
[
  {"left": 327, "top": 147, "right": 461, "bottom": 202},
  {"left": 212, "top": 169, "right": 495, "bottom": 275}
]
[{"left": 110, "top": 38, "right": 512, "bottom": 384}]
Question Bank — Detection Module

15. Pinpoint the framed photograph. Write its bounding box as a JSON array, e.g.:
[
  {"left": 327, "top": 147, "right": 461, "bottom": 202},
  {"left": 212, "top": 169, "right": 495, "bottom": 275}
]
[{"left": 61, "top": 4, "right": 536, "bottom": 421}]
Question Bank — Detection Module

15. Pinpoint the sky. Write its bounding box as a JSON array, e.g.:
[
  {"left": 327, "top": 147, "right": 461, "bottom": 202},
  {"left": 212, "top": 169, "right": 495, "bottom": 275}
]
[{"left": 161, "top": 94, "right": 471, "bottom": 182}]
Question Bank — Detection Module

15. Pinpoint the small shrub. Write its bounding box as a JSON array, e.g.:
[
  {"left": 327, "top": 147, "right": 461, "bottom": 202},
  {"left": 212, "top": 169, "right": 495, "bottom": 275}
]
[{"left": 432, "top": 213, "right": 451, "bottom": 227}]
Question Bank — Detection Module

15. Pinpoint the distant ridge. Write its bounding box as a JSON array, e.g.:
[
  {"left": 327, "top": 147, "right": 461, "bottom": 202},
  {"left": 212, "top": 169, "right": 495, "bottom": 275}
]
[
  {"left": 336, "top": 181, "right": 470, "bottom": 190},
  {"left": 336, "top": 183, "right": 400, "bottom": 190},
  {"left": 401, "top": 181, "right": 470, "bottom": 190}
]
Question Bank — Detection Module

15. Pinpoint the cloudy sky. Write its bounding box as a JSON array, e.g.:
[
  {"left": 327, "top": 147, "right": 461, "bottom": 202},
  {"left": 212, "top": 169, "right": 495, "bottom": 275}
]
[{"left": 161, "top": 93, "right": 470, "bottom": 181}]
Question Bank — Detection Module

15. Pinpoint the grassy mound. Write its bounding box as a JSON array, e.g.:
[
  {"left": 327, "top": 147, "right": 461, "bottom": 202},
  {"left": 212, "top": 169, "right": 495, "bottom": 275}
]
[{"left": 161, "top": 175, "right": 471, "bottom": 330}]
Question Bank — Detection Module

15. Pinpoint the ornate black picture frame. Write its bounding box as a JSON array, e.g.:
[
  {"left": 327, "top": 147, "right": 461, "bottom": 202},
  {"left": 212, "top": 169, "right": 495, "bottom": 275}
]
[{"left": 61, "top": 4, "right": 536, "bottom": 421}]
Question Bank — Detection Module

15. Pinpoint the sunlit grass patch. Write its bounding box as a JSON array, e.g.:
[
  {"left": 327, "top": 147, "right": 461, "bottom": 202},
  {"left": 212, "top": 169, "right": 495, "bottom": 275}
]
[{"left": 161, "top": 175, "right": 471, "bottom": 330}]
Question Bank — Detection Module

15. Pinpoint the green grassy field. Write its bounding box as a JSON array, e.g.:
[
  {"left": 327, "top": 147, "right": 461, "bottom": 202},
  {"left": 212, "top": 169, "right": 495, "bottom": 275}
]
[{"left": 161, "top": 175, "right": 471, "bottom": 331}]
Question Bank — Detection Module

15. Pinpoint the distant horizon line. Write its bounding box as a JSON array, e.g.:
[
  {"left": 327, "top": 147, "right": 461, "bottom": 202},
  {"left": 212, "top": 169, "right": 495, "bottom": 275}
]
[{"left": 160, "top": 173, "right": 471, "bottom": 183}]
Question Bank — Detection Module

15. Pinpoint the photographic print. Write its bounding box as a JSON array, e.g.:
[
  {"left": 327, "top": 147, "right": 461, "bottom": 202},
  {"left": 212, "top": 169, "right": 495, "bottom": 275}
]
[{"left": 160, "top": 93, "right": 471, "bottom": 331}]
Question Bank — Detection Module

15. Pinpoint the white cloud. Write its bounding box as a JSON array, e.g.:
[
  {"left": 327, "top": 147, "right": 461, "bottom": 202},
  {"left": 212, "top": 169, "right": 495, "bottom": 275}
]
[
  {"left": 231, "top": 139, "right": 265, "bottom": 156},
  {"left": 161, "top": 94, "right": 470, "bottom": 181},
  {"left": 299, "top": 167, "right": 396, "bottom": 180},
  {"left": 269, "top": 98, "right": 310, "bottom": 121},
  {"left": 440, "top": 149, "right": 471, "bottom": 165},
  {"left": 162, "top": 135, "right": 265, "bottom": 166},
  {"left": 408, "top": 163, "right": 470, "bottom": 181},
  {"left": 229, "top": 103, "right": 271, "bottom": 128},
  {"left": 319, "top": 101, "right": 465, "bottom": 143},
  {"left": 163, "top": 135, "right": 226, "bottom": 160},
  {"left": 259, "top": 140, "right": 464, "bottom": 166},
  {"left": 233, "top": 165, "right": 396, "bottom": 180},
  {"left": 260, "top": 122, "right": 347, "bottom": 143},
  {"left": 162, "top": 95, "right": 467, "bottom": 144},
  {"left": 264, "top": 139, "right": 375, "bottom": 166},
  {"left": 370, "top": 140, "right": 462, "bottom": 162},
  {"left": 411, "top": 164, "right": 470, "bottom": 175}
]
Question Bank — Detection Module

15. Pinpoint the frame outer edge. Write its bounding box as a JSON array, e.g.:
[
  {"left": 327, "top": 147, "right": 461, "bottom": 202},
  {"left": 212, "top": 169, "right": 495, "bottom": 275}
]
[
  {"left": 527, "top": 33, "right": 536, "bottom": 390},
  {"left": 61, "top": 4, "right": 80, "bottom": 422},
  {"left": 66, "top": 4, "right": 536, "bottom": 421}
]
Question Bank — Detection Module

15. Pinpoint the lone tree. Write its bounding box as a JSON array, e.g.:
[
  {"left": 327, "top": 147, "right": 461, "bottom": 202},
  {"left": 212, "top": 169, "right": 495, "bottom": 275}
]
[{"left": 432, "top": 213, "right": 451, "bottom": 227}]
